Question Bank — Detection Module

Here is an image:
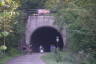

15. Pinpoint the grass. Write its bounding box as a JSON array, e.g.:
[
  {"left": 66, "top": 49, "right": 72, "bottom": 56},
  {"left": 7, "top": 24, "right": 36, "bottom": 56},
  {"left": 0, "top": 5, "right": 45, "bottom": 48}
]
[
  {"left": 42, "top": 51, "right": 75, "bottom": 64},
  {"left": 42, "top": 51, "right": 94, "bottom": 64},
  {"left": 0, "top": 54, "right": 21, "bottom": 64},
  {"left": 0, "top": 55, "right": 13, "bottom": 64}
]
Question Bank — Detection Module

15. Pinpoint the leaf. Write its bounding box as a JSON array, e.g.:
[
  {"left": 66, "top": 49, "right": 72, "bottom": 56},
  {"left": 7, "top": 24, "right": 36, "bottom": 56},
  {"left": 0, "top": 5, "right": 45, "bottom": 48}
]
[
  {"left": 1, "top": 31, "right": 9, "bottom": 37},
  {"left": 5, "top": 0, "right": 12, "bottom": 4},
  {"left": 0, "top": 45, "right": 7, "bottom": 50},
  {"left": 0, "top": 1, "right": 5, "bottom": 6}
]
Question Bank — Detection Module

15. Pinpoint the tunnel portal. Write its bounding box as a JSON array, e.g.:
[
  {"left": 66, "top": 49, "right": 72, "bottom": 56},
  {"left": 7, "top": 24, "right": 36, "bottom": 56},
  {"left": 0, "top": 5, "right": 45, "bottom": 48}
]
[{"left": 30, "top": 26, "right": 64, "bottom": 52}]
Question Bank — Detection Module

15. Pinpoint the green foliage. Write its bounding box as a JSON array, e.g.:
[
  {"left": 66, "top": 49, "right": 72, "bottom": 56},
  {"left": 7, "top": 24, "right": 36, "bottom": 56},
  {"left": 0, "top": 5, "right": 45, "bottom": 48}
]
[
  {"left": 0, "top": 31, "right": 9, "bottom": 37},
  {"left": 0, "top": 0, "right": 95, "bottom": 63},
  {"left": 44, "top": 0, "right": 60, "bottom": 9},
  {"left": 0, "top": 0, "right": 5, "bottom": 7},
  {"left": 0, "top": 0, "right": 26, "bottom": 56},
  {"left": 0, "top": 52, "right": 21, "bottom": 64},
  {"left": 42, "top": 51, "right": 75, "bottom": 64},
  {"left": 0, "top": 45, "right": 7, "bottom": 51},
  {"left": 0, "top": 55, "right": 13, "bottom": 64},
  {"left": 0, "top": 32, "right": 8, "bottom": 37},
  {"left": 20, "top": 0, "right": 46, "bottom": 10},
  {"left": 0, "top": 0, "right": 48, "bottom": 55},
  {"left": 7, "top": 48, "right": 21, "bottom": 56},
  {"left": 44, "top": 0, "right": 96, "bottom": 63}
]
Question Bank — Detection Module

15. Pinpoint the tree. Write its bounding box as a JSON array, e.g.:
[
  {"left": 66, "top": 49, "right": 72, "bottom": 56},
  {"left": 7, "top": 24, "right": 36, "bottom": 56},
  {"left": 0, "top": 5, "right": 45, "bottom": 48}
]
[
  {"left": 0, "top": 0, "right": 47, "bottom": 55},
  {"left": 44, "top": 0, "right": 96, "bottom": 63},
  {"left": 0, "top": 0, "right": 25, "bottom": 55}
]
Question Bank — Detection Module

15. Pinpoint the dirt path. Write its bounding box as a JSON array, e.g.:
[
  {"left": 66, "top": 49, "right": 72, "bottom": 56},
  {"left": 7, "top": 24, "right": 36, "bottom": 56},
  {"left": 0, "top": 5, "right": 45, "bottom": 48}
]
[{"left": 6, "top": 53, "right": 45, "bottom": 64}]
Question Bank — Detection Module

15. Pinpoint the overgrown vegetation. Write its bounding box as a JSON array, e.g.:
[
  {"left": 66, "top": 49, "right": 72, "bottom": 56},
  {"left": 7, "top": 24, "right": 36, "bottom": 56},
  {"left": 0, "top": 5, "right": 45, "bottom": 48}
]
[
  {"left": 44, "top": 0, "right": 96, "bottom": 64},
  {"left": 0, "top": 53, "right": 21, "bottom": 64},
  {"left": 42, "top": 51, "right": 95, "bottom": 64},
  {"left": 0, "top": 0, "right": 47, "bottom": 61},
  {"left": 0, "top": 0, "right": 26, "bottom": 57},
  {"left": 42, "top": 51, "right": 75, "bottom": 64},
  {"left": 0, "top": 0, "right": 96, "bottom": 64}
]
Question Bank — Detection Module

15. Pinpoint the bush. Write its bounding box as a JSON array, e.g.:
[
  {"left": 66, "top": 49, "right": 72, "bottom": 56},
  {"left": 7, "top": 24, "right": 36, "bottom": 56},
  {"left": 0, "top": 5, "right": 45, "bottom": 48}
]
[
  {"left": 7, "top": 48, "right": 21, "bottom": 56},
  {"left": 0, "top": 45, "right": 7, "bottom": 51}
]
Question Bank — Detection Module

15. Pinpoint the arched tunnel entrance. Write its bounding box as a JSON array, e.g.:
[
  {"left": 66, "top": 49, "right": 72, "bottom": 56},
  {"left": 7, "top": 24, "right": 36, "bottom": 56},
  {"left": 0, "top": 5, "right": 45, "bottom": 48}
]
[{"left": 30, "top": 26, "right": 64, "bottom": 52}]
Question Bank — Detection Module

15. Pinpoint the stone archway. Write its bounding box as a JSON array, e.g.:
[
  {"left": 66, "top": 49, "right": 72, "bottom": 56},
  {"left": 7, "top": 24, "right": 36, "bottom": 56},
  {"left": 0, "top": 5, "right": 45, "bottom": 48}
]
[
  {"left": 24, "top": 15, "right": 67, "bottom": 52},
  {"left": 30, "top": 26, "right": 64, "bottom": 52}
]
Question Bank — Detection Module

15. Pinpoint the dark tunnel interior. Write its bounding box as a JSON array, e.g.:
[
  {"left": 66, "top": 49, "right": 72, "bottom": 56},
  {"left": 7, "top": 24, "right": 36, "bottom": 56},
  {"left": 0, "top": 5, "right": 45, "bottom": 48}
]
[{"left": 30, "top": 26, "right": 64, "bottom": 52}]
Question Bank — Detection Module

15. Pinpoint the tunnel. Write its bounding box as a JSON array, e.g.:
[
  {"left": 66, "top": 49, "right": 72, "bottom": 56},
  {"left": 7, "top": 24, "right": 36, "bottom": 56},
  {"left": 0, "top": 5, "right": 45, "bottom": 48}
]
[{"left": 30, "top": 26, "right": 64, "bottom": 52}]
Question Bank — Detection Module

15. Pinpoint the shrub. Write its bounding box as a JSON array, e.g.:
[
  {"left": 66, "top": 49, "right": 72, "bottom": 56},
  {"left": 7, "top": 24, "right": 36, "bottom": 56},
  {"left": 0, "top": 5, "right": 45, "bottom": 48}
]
[
  {"left": 0, "top": 45, "right": 7, "bottom": 51},
  {"left": 7, "top": 48, "right": 21, "bottom": 56}
]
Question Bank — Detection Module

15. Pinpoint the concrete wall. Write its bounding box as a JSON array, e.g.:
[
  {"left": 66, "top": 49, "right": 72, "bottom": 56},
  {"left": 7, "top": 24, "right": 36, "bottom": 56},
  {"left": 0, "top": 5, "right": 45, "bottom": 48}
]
[{"left": 25, "top": 15, "right": 66, "bottom": 47}]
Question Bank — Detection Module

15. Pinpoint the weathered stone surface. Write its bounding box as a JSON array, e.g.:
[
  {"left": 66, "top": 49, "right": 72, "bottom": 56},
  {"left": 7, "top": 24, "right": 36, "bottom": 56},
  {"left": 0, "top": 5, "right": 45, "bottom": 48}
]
[{"left": 25, "top": 15, "right": 66, "bottom": 47}]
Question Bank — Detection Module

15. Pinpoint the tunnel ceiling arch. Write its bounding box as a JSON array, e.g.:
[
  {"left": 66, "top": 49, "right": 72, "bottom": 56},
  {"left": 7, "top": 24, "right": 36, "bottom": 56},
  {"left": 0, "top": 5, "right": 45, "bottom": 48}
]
[{"left": 30, "top": 26, "right": 64, "bottom": 52}]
